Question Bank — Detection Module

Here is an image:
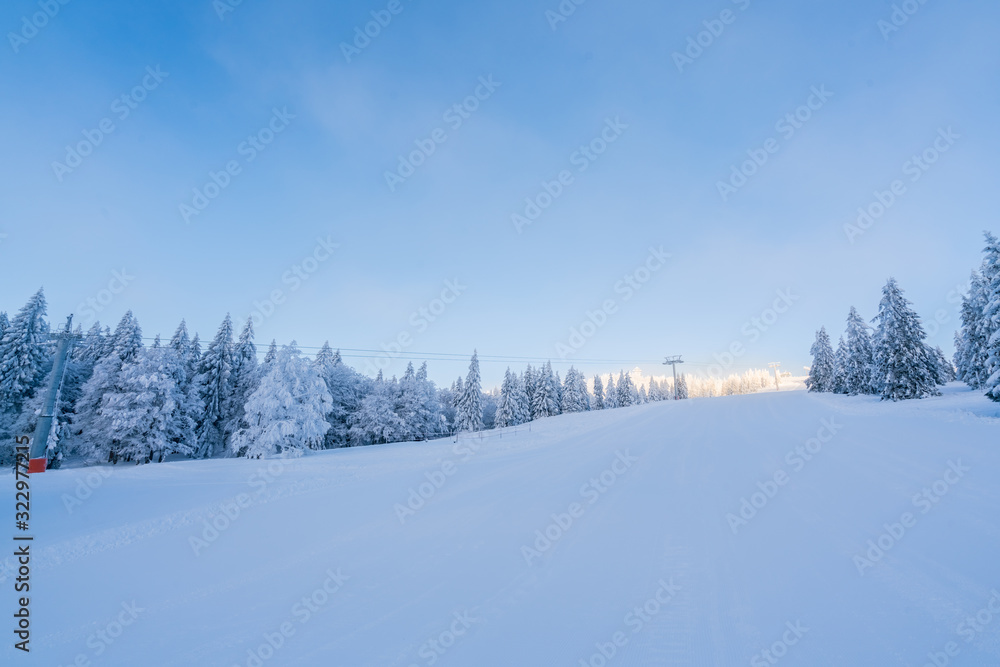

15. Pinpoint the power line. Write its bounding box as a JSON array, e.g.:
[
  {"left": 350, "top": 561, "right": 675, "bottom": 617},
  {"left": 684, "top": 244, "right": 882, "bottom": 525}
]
[{"left": 81, "top": 335, "right": 770, "bottom": 371}]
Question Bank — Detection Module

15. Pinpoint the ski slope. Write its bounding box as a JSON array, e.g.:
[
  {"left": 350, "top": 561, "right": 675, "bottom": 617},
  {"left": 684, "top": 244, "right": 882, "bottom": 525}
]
[{"left": 6, "top": 384, "right": 1000, "bottom": 666}]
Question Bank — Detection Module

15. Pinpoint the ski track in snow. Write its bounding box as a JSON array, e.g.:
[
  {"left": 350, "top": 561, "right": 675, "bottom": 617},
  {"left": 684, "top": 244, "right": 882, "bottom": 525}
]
[{"left": 5, "top": 384, "right": 1000, "bottom": 666}]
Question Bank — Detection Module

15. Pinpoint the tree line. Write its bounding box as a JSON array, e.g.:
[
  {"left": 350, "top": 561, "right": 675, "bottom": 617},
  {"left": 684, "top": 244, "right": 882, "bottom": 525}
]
[
  {"left": 3, "top": 295, "right": 761, "bottom": 467},
  {"left": 807, "top": 231, "right": 999, "bottom": 402}
]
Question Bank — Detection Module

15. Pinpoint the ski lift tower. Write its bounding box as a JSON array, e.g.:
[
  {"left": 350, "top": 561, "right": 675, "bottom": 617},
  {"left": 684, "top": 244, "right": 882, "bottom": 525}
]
[
  {"left": 663, "top": 355, "right": 684, "bottom": 400},
  {"left": 28, "top": 317, "right": 79, "bottom": 473}
]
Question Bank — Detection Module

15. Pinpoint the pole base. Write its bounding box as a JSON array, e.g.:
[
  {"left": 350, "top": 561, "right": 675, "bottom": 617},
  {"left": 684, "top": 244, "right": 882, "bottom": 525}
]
[{"left": 27, "top": 458, "right": 47, "bottom": 474}]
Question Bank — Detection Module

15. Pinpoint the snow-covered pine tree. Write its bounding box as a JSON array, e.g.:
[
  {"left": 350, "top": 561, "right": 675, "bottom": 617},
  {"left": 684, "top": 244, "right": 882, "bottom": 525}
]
[
  {"left": 512, "top": 370, "right": 531, "bottom": 423},
  {"left": 396, "top": 362, "right": 442, "bottom": 440},
  {"left": 637, "top": 385, "right": 648, "bottom": 403},
  {"left": 522, "top": 365, "right": 536, "bottom": 417},
  {"left": 844, "top": 307, "right": 876, "bottom": 395},
  {"left": 0, "top": 312, "right": 8, "bottom": 342},
  {"left": 958, "top": 270, "right": 993, "bottom": 388},
  {"left": 592, "top": 374, "right": 604, "bottom": 409},
  {"left": 553, "top": 370, "right": 563, "bottom": 412},
  {"left": 832, "top": 336, "right": 848, "bottom": 394},
  {"left": 574, "top": 370, "right": 590, "bottom": 411},
  {"left": 87, "top": 347, "right": 187, "bottom": 464},
  {"left": 676, "top": 373, "right": 689, "bottom": 399},
  {"left": 455, "top": 351, "right": 484, "bottom": 432},
  {"left": 231, "top": 342, "right": 332, "bottom": 458},
  {"left": 169, "top": 320, "right": 190, "bottom": 359},
  {"left": 560, "top": 367, "right": 582, "bottom": 413},
  {"left": 933, "top": 346, "right": 955, "bottom": 383},
  {"left": 0, "top": 288, "right": 50, "bottom": 420},
  {"left": 605, "top": 373, "right": 618, "bottom": 408},
  {"left": 225, "top": 317, "right": 259, "bottom": 443},
  {"left": 616, "top": 371, "right": 634, "bottom": 407},
  {"left": 495, "top": 368, "right": 520, "bottom": 428},
  {"left": 981, "top": 233, "right": 1000, "bottom": 401},
  {"left": 872, "top": 278, "right": 940, "bottom": 400},
  {"left": 531, "top": 361, "right": 559, "bottom": 418},
  {"left": 263, "top": 339, "right": 277, "bottom": 368},
  {"left": 194, "top": 314, "right": 235, "bottom": 458},
  {"left": 648, "top": 379, "right": 662, "bottom": 402},
  {"left": 806, "top": 327, "right": 835, "bottom": 392},
  {"left": 109, "top": 310, "right": 143, "bottom": 365},
  {"left": 349, "top": 371, "right": 406, "bottom": 445},
  {"left": 316, "top": 346, "right": 366, "bottom": 446}
]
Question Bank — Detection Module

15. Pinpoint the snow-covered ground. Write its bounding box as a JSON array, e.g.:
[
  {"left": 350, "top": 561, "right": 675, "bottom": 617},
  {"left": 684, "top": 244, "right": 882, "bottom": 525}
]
[{"left": 6, "top": 383, "right": 1000, "bottom": 666}]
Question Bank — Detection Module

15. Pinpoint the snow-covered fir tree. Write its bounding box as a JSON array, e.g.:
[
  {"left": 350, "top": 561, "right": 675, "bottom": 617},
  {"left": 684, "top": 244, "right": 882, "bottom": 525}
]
[
  {"left": 605, "top": 373, "right": 618, "bottom": 409},
  {"left": 648, "top": 379, "right": 663, "bottom": 402},
  {"left": 844, "top": 306, "right": 876, "bottom": 395},
  {"left": 349, "top": 371, "right": 407, "bottom": 445},
  {"left": 0, "top": 288, "right": 50, "bottom": 422},
  {"left": 454, "top": 351, "right": 484, "bottom": 432},
  {"left": 531, "top": 361, "right": 560, "bottom": 418},
  {"left": 560, "top": 367, "right": 586, "bottom": 413},
  {"left": 397, "top": 361, "right": 443, "bottom": 440},
  {"left": 522, "top": 365, "right": 536, "bottom": 415},
  {"left": 512, "top": 370, "right": 531, "bottom": 424},
  {"left": 676, "top": 374, "right": 689, "bottom": 399},
  {"left": 872, "top": 278, "right": 939, "bottom": 400},
  {"left": 832, "top": 336, "right": 848, "bottom": 394},
  {"left": 225, "top": 317, "right": 259, "bottom": 442},
  {"left": 494, "top": 368, "right": 521, "bottom": 428},
  {"left": 806, "top": 327, "right": 835, "bottom": 392},
  {"left": 263, "top": 339, "right": 277, "bottom": 368},
  {"left": 194, "top": 314, "right": 235, "bottom": 457},
  {"left": 109, "top": 310, "right": 143, "bottom": 364},
  {"left": 592, "top": 374, "right": 605, "bottom": 409},
  {"left": 86, "top": 347, "right": 194, "bottom": 464},
  {"left": 616, "top": 370, "right": 634, "bottom": 407},
  {"left": 954, "top": 271, "right": 991, "bottom": 388},
  {"left": 231, "top": 342, "right": 332, "bottom": 458}
]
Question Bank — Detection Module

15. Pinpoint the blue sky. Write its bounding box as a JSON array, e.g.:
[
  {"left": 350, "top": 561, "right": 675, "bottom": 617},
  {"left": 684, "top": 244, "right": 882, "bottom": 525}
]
[{"left": 1, "top": 0, "right": 997, "bottom": 387}]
